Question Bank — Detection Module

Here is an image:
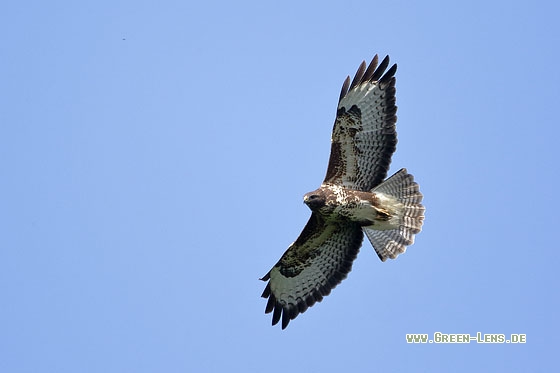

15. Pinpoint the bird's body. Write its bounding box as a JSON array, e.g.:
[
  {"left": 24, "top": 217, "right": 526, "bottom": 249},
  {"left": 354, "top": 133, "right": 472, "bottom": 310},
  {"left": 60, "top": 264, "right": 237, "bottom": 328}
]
[
  {"left": 261, "top": 55, "right": 425, "bottom": 329},
  {"left": 304, "top": 185, "right": 394, "bottom": 228}
]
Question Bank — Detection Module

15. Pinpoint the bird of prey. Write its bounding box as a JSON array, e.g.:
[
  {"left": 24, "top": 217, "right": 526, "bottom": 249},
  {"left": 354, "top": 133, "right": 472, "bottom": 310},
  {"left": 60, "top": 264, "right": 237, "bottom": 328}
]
[{"left": 260, "top": 55, "right": 425, "bottom": 329}]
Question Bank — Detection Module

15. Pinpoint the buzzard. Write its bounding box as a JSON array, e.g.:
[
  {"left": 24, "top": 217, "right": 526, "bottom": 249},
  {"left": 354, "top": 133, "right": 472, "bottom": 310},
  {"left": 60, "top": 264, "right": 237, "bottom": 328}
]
[{"left": 261, "top": 55, "right": 425, "bottom": 329}]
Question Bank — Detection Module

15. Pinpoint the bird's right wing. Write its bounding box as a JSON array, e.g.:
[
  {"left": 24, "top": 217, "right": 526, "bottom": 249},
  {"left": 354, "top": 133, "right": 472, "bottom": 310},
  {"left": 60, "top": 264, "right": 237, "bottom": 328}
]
[{"left": 260, "top": 214, "right": 363, "bottom": 329}]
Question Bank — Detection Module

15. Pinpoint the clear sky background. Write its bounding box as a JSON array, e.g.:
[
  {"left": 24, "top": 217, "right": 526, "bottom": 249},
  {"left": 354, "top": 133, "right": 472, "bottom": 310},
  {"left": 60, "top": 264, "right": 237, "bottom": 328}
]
[{"left": 1, "top": 1, "right": 559, "bottom": 372}]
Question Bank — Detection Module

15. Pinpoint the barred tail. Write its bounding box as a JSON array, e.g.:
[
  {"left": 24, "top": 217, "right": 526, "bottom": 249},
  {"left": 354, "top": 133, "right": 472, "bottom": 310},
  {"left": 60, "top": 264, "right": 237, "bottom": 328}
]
[{"left": 364, "top": 168, "right": 425, "bottom": 262}]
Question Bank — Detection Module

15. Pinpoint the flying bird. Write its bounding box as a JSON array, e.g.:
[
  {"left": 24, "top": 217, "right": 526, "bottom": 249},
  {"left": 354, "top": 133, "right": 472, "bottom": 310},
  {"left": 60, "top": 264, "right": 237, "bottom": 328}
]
[{"left": 260, "top": 55, "right": 425, "bottom": 329}]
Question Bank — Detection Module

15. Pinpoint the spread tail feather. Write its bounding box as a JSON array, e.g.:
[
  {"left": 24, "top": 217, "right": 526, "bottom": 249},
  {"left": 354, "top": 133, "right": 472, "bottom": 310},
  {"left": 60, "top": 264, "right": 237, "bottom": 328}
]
[{"left": 364, "top": 168, "right": 425, "bottom": 261}]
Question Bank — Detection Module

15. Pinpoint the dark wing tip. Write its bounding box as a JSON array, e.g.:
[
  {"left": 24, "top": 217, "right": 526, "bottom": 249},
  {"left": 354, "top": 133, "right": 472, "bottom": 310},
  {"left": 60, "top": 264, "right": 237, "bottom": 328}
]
[
  {"left": 261, "top": 282, "right": 319, "bottom": 329},
  {"left": 264, "top": 293, "right": 276, "bottom": 313},
  {"left": 261, "top": 275, "right": 350, "bottom": 329},
  {"left": 349, "top": 60, "right": 367, "bottom": 91},
  {"left": 338, "top": 55, "right": 397, "bottom": 102},
  {"left": 362, "top": 54, "right": 379, "bottom": 82},
  {"left": 379, "top": 63, "right": 397, "bottom": 85},
  {"left": 281, "top": 304, "right": 296, "bottom": 329},
  {"left": 271, "top": 303, "right": 282, "bottom": 326},
  {"left": 370, "top": 55, "right": 390, "bottom": 81},
  {"left": 339, "top": 76, "right": 351, "bottom": 102},
  {"left": 261, "top": 282, "right": 271, "bottom": 299},
  {"left": 259, "top": 271, "right": 270, "bottom": 282}
]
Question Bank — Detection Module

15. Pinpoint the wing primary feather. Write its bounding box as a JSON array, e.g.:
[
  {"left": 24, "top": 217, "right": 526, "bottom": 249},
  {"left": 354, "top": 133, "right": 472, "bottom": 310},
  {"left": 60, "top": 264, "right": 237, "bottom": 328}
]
[
  {"left": 339, "top": 76, "right": 351, "bottom": 102},
  {"left": 259, "top": 272, "right": 270, "bottom": 281},
  {"left": 261, "top": 282, "right": 271, "bottom": 298},
  {"left": 265, "top": 294, "right": 276, "bottom": 314},
  {"left": 288, "top": 304, "right": 298, "bottom": 319},
  {"left": 379, "top": 64, "right": 397, "bottom": 85},
  {"left": 371, "top": 55, "right": 390, "bottom": 81},
  {"left": 272, "top": 303, "right": 282, "bottom": 326},
  {"left": 362, "top": 54, "right": 379, "bottom": 82},
  {"left": 281, "top": 307, "right": 291, "bottom": 329},
  {"left": 349, "top": 61, "right": 367, "bottom": 90}
]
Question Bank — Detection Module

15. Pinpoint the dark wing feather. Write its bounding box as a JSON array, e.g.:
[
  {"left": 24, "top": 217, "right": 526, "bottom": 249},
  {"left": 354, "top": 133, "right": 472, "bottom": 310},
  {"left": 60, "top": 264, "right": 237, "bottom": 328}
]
[
  {"left": 349, "top": 61, "right": 367, "bottom": 91},
  {"left": 361, "top": 55, "right": 379, "bottom": 82},
  {"left": 260, "top": 214, "right": 363, "bottom": 329},
  {"left": 323, "top": 55, "right": 398, "bottom": 191}
]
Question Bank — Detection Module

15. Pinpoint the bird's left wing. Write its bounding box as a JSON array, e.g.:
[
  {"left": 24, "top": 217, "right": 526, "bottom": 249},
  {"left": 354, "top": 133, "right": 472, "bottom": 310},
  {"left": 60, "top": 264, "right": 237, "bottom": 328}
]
[
  {"left": 323, "top": 55, "right": 398, "bottom": 191},
  {"left": 260, "top": 213, "right": 363, "bottom": 329}
]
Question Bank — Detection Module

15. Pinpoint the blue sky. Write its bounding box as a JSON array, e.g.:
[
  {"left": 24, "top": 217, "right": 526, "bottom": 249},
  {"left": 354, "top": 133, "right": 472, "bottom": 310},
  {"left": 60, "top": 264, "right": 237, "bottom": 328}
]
[{"left": 1, "top": 0, "right": 559, "bottom": 371}]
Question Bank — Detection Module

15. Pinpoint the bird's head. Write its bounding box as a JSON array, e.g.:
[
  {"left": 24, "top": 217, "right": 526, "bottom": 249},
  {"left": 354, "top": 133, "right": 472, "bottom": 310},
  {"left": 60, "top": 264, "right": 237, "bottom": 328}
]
[{"left": 303, "top": 189, "right": 326, "bottom": 210}]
